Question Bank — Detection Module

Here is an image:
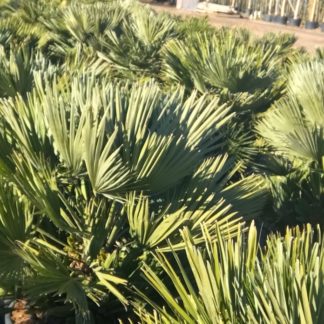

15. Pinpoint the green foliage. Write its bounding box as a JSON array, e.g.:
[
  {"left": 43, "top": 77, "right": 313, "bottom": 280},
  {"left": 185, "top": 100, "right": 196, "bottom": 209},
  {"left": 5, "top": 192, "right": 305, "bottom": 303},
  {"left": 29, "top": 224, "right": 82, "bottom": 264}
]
[
  {"left": 257, "top": 61, "right": 324, "bottom": 227},
  {"left": 136, "top": 223, "right": 324, "bottom": 324},
  {"left": 0, "top": 46, "right": 55, "bottom": 98},
  {"left": 0, "top": 0, "right": 323, "bottom": 322},
  {"left": 161, "top": 28, "right": 290, "bottom": 113},
  {"left": 95, "top": 7, "right": 177, "bottom": 79},
  {"left": 0, "top": 74, "right": 265, "bottom": 320}
]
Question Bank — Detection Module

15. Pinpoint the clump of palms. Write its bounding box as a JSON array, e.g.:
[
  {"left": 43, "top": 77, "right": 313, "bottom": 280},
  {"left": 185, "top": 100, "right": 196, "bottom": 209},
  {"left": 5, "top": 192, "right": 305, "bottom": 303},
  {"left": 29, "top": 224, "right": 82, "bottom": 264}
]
[
  {"left": 160, "top": 29, "right": 297, "bottom": 171},
  {"left": 0, "top": 0, "right": 323, "bottom": 322}
]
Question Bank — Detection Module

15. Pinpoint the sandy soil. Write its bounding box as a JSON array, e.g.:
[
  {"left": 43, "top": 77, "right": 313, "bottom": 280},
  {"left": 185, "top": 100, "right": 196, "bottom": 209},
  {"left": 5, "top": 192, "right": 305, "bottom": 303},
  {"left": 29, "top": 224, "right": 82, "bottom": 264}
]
[{"left": 147, "top": 3, "right": 324, "bottom": 51}]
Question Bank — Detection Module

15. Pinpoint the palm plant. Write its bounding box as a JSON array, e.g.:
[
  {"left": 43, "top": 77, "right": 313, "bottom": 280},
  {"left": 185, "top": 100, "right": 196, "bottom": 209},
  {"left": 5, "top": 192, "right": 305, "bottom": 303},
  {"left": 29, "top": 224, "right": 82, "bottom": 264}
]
[
  {"left": 0, "top": 0, "right": 60, "bottom": 49},
  {"left": 257, "top": 60, "right": 324, "bottom": 227},
  {"left": 160, "top": 29, "right": 297, "bottom": 170},
  {"left": 94, "top": 5, "right": 177, "bottom": 80},
  {"left": 0, "top": 0, "right": 177, "bottom": 79},
  {"left": 1, "top": 0, "right": 323, "bottom": 322},
  {"left": 0, "top": 0, "right": 123, "bottom": 60},
  {"left": 0, "top": 46, "right": 55, "bottom": 98},
  {"left": 161, "top": 28, "right": 293, "bottom": 114},
  {"left": 40, "top": 1, "right": 127, "bottom": 64},
  {"left": 135, "top": 223, "right": 324, "bottom": 323},
  {"left": 0, "top": 70, "right": 266, "bottom": 321},
  {"left": 173, "top": 16, "right": 215, "bottom": 36}
]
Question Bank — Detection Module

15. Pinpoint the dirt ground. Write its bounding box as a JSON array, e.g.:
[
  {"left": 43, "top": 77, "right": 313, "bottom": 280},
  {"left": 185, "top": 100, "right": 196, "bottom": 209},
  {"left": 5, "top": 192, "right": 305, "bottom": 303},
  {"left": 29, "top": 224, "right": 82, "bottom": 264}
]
[{"left": 147, "top": 3, "right": 324, "bottom": 51}]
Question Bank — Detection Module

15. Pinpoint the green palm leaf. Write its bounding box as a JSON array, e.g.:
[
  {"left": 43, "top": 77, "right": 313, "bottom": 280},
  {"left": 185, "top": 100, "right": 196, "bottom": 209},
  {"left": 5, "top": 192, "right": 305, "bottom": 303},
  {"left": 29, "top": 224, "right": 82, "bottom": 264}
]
[{"left": 136, "top": 224, "right": 324, "bottom": 324}]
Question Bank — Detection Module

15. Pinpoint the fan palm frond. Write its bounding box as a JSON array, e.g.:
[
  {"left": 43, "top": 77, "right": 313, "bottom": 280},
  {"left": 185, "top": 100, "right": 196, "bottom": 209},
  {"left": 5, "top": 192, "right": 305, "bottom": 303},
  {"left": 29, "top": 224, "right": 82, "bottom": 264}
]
[
  {"left": 95, "top": 6, "right": 177, "bottom": 79},
  {"left": 257, "top": 61, "right": 324, "bottom": 225},
  {"left": 0, "top": 46, "right": 45, "bottom": 98},
  {"left": 0, "top": 184, "right": 34, "bottom": 284},
  {"left": 161, "top": 29, "right": 286, "bottom": 113},
  {"left": 136, "top": 223, "right": 324, "bottom": 324}
]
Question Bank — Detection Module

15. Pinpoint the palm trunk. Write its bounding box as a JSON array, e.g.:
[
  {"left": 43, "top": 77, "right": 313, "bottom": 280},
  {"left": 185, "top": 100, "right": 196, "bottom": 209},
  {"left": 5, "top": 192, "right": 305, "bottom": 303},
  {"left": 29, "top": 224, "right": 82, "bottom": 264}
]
[
  {"left": 281, "top": 0, "right": 287, "bottom": 16},
  {"left": 268, "top": 0, "right": 273, "bottom": 15},
  {"left": 293, "top": 0, "right": 301, "bottom": 19},
  {"left": 308, "top": 0, "right": 318, "bottom": 21},
  {"left": 274, "top": 0, "right": 280, "bottom": 15}
]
